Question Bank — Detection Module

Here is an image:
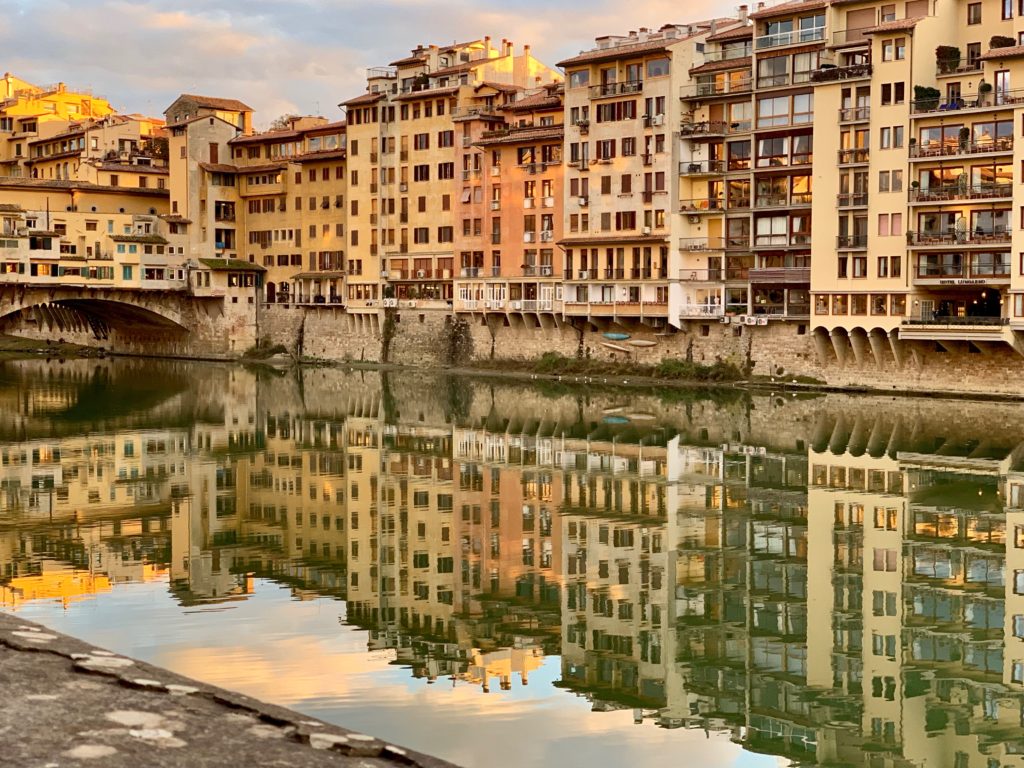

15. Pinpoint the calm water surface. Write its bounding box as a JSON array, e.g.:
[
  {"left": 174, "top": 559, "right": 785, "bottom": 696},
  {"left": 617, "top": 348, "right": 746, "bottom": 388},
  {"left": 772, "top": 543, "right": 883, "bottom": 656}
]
[{"left": 3, "top": 358, "right": 1022, "bottom": 767}]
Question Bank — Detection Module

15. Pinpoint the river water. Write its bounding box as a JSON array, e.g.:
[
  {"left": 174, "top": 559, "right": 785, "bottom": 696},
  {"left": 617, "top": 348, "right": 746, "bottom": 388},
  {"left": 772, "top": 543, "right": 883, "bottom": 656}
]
[{"left": 2, "top": 357, "right": 1022, "bottom": 767}]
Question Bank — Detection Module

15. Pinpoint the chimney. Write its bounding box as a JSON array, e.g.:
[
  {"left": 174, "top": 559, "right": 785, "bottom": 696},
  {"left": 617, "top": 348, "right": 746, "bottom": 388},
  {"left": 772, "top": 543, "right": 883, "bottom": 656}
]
[
  {"left": 739, "top": 4, "right": 749, "bottom": 22},
  {"left": 523, "top": 44, "right": 531, "bottom": 58},
  {"left": 504, "top": 40, "right": 513, "bottom": 56}
]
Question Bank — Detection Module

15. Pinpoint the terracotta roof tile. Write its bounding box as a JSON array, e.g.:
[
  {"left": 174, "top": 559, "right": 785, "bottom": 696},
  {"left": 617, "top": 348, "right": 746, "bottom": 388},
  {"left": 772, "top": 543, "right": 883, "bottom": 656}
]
[
  {"left": 389, "top": 53, "right": 428, "bottom": 67},
  {"left": 394, "top": 85, "right": 461, "bottom": 101},
  {"left": 292, "top": 149, "right": 347, "bottom": 163},
  {"left": 863, "top": 17, "right": 919, "bottom": 33},
  {"left": 689, "top": 56, "right": 752, "bottom": 75},
  {"left": 558, "top": 37, "right": 675, "bottom": 68},
  {"left": 980, "top": 43, "right": 1024, "bottom": 59},
  {"left": 0, "top": 177, "right": 167, "bottom": 196},
  {"left": 706, "top": 23, "right": 754, "bottom": 41},
  {"left": 430, "top": 60, "right": 483, "bottom": 77},
  {"left": 98, "top": 163, "right": 169, "bottom": 174},
  {"left": 475, "top": 125, "right": 564, "bottom": 146},
  {"left": 229, "top": 129, "right": 302, "bottom": 145},
  {"left": 749, "top": 0, "right": 830, "bottom": 19},
  {"left": 341, "top": 92, "right": 385, "bottom": 107},
  {"left": 502, "top": 92, "right": 563, "bottom": 112},
  {"left": 176, "top": 94, "right": 253, "bottom": 112}
]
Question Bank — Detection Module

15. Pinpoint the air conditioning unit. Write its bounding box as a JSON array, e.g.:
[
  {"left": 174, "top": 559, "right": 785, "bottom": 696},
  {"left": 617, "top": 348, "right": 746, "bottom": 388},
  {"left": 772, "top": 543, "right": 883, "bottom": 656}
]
[
  {"left": 737, "top": 315, "right": 747, "bottom": 324},
  {"left": 442, "top": 269, "right": 451, "bottom": 279},
  {"left": 407, "top": 300, "right": 416, "bottom": 307},
  {"left": 540, "top": 266, "right": 553, "bottom": 277},
  {"left": 578, "top": 196, "right": 588, "bottom": 206},
  {"left": 719, "top": 317, "right": 730, "bottom": 324},
  {"left": 490, "top": 166, "right": 501, "bottom": 176},
  {"left": 540, "top": 231, "right": 553, "bottom": 242},
  {"left": 688, "top": 215, "right": 701, "bottom": 224},
  {"left": 524, "top": 198, "right": 535, "bottom": 209},
  {"left": 510, "top": 300, "right": 522, "bottom": 310},
  {"left": 757, "top": 317, "right": 768, "bottom": 325},
  {"left": 578, "top": 270, "right": 589, "bottom": 280},
  {"left": 490, "top": 200, "right": 500, "bottom": 210},
  {"left": 642, "top": 227, "right": 652, "bottom": 235},
  {"left": 745, "top": 316, "right": 757, "bottom": 326},
  {"left": 382, "top": 297, "right": 398, "bottom": 308},
  {"left": 460, "top": 267, "right": 470, "bottom": 277},
  {"left": 652, "top": 114, "right": 665, "bottom": 126},
  {"left": 416, "top": 269, "right": 426, "bottom": 278},
  {"left": 524, "top": 232, "right": 535, "bottom": 242},
  {"left": 399, "top": 183, "right": 408, "bottom": 192}
]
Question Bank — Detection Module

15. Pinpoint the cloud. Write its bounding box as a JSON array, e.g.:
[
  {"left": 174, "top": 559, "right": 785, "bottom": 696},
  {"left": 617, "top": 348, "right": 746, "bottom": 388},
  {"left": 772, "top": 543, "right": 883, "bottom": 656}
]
[{"left": 0, "top": 0, "right": 729, "bottom": 126}]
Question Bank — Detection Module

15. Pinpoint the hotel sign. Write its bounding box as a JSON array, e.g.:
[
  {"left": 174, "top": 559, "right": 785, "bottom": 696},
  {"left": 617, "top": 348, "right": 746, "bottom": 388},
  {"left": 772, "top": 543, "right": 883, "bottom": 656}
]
[{"left": 937, "top": 279, "right": 986, "bottom": 285}]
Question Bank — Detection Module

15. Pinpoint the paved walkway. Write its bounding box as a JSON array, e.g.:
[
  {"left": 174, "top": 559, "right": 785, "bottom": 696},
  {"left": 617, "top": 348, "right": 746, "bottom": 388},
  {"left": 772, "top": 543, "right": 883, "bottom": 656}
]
[{"left": 0, "top": 613, "right": 457, "bottom": 768}]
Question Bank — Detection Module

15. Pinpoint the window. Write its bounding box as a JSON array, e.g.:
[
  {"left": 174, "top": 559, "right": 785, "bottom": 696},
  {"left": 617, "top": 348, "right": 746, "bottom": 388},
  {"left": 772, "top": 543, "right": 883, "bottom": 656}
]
[
  {"left": 879, "top": 171, "right": 890, "bottom": 192},
  {"left": 878, "top": 256, "right": 889, "bottom": 277},
  {"left": 882, "top": 39, "right": 894, "bottom": 62},
  {"left": 968, "top": 2, "right": 981, "bottom": 23},
  {"left": 413, "top": 164, "right": 429, "bottom": 182},
  {"left": 646, "top": 58, "right": 670, "bottom": 78}
]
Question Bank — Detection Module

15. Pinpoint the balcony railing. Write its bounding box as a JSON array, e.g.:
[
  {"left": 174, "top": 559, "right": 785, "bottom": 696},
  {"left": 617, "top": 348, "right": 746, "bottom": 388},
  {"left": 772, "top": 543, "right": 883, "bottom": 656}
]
[
  {"left": 748, "top": 267, "right": 810, "bottom": 283},
  {"left": 909, "top": 137, "right": 1013, "bottom": 158},
  {"left": 681, "top": 198, "right": 725, "bottom": 213},
  {"left": 755, "top": 192, "right": 812, "bottom": 208},
  {"left": 837, "top": 148, "right": 870, "bottom": 164},
  {"left": 903, "top": 316, "right": 1007, "bottom": 327},
  {"left": 680, "top": 78, "right": 752, "bottom": 99},
  {"left": 679, "top": 302, "right": 725, "bottom": 318},
  {"left": 679, "top": 160, "right": 725, "bottom": 175},
  {"left": 915, "top": 260, "right": 1010, "bottom": 280},
  {"left": 679, "top": 267, "right": 749, "bottom": 281},
  {"left": 679, "top": 237, "right": 726, "bottom": 251},
  {"left": 810, "top": 63, "right": 872, "bottom": 83},
  {"left": 831, "top": 27, "right": 872, "bottom": 46},
  {"left": 909, "top": 183, "right": 1013, "bottom": 203},
  {"left": 912, "top": 88, "right": 1024, "bottom": 114},
  {"left": 754, "top": 235, "right": 811, "bottom": 249},
  {"left": 755, "top": 26, "right": 826, "bottom": 50},
  {"left": 837, "top": 192, "right": 869, "bottom": 207},
  {"left": 838, "top": 106, "right": 870, "bottom": 122},
  {"left": 589, "top": 80, "right": 643, "bottom": 99},
  {"left": 698, "top": 47, "right": 753, "bottom": 63},
  {"left": 936, "top": 59, "right": 982, "bottom": 76},
  {"left": 907, "top": 228, "right": 1011, "bottom": 246},
  {"left": 837, "top": 234, "right": 868, "bottom": 249}
]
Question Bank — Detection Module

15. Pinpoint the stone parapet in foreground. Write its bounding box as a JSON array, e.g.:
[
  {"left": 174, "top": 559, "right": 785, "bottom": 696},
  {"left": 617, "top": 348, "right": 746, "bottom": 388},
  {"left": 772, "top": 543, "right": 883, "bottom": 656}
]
[{"left": 0, "top": 612, "right": 457, "bottom": 768}]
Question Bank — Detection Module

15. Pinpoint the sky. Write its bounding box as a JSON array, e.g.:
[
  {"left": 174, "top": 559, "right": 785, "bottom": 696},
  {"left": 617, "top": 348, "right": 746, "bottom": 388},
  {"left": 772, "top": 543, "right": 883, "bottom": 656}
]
[{"left": 0, "top": 0, "right": 726, "bottom": 129}]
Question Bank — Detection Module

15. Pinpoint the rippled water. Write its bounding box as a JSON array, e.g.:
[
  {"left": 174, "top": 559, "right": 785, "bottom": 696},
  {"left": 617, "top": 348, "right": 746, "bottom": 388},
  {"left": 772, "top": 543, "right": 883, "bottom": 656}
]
[{"left": 3, "top": 357, "right": 1023, "bottom": 767}]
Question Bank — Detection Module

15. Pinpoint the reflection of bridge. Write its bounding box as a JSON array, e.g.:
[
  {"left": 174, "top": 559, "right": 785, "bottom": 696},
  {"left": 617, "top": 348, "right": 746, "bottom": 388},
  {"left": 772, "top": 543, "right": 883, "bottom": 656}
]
[{"left": 0, "top": 282, "right": 254, "bottom": 356}]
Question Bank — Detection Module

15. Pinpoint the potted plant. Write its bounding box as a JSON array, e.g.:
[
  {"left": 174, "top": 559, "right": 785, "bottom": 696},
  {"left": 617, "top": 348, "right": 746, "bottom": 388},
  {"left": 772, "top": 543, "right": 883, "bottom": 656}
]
[
  {"left": 978, "top": 79, "right": 993, "bottom": 106},
  {"left": 913, "top": 85, "right": 941, "bottom": 111},
  {"left": 936, "top": 45, "right": 961, "bottom": 73},
  {"left": 959, "top": 126, "right": 971, "bottom": 150},
  {"left": 990, "top": 35, "right": 1015, "bottom": 49}
]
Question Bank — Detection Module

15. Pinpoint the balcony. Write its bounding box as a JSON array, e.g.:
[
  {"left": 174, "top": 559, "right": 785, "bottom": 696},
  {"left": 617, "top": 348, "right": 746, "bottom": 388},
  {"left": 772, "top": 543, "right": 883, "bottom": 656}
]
[
  {"left": 830, "top": 27, "right": 872, "bottom": 47},
  {"left": 698, "top": 47, "right": 753, "bottom": 63},
  {"left": 909, "top": 137, "right": 1013, "bottom": 159},
  {"left": 459, "top": 267, "right": 481, "bottom": 278},
  {"left": 680, "top": 78, "right": 752, "bottom": 100},
  {"left": 755, "top": 193, "right": 812, "bottom": 209},
  {"left": 810, "top": 63, "right": 872, "bottom": 83},
  {"left": 914, "top": 254, "right": 1011, "bottom": 284},
  {"left": 679, "top": 160, "right": 725, "bottom": 176},
  {"left": 837, "top": 192, "right": 869, "bottom": 208},
  {"left": 589, "top": 80, "right": 643, "bottom": 99},
  {"left": 564, "top": 299, "right": 668, "bottom": 318},
  {"left": 681, "top": 198, "right": 725, "bottom": 214},
  {"left": 522, "top": 265, "right": 556, "bottom": 278},
  {"left": 679, "top": 267, "right": 749, "bottom": 281},
  {"left": 907, "top": 229, "right": 1011, "bottom": 247},
  {"left": 678, "top": 236, "right": 726, "bottom": 251},
  {"left": 836, "top": 234, "right": 868, "bottom": 250},
  {"left": 936, "top": 58, "right": 982, "bottom": 77},
  {"left": 748, "top": 267, "right": 810, "bottom": 283},
  {"left": 912, "top": 87, "right": 1024, "bottom": 115},
  {"left": 680, "top": 121, "right": 751, "bottom": 138},
  {"left": 838, "top": 106, "right": 870, "bottom": 123},
  {"left": 755, "top": 26, "right": 826, "bottom": 51},
  {"left": 837, "top": 148, "right": 869, "bottom": 165},
  {"left": 900, "top": 316, "right": 1008, "bottom": 342},
  {"left": 909, "top": 183, "right": 1012, "bottom": 204}
]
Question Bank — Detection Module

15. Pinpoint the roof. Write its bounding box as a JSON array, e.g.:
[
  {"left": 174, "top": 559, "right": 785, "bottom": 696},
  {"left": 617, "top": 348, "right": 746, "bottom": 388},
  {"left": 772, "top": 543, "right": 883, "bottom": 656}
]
[
  {"left": 558, "top": 37, "right": 675, "bottom": 68},
  {"left": 705, "top": 23, "right": 754, "bottom": 42},
  {"left": 863, "top": 17, "right": 920, "bottom": 33},
  {"left": 429, "top": 61, "right": 483, "bottom": 77},
  {"left": 159, "top": 214, "right": 192, "bottom": 224},
  {"left": 0, "top": 177, "right": 168, "bottom": 197},
  {"left": 749, "top": 0, "right": 830, "bottom": 19},
  {"left": 394, "top": 85, "right": 461, "bottom": 101},
  {"left": 27, "top": 124, "right": 89, "bottom": 144},
  {"left": 97, "top": 163, "right": 169, "bottom": 175},
  {"left": 341, "top": 91, "right": 386, "bottom": 107},
  {"left": 502, "top": 91, "right": 563, "bottom": 112},
  {"left": 389, "top": 53, "right": 428, "bottom": 67},
  {"left": 199, "top": 258, "right": 266, "bottom": 272},
  {"left": 291, "top": 149, "right": 347, "bottom": 163},
  {"left": 558, "top": 234, "right": 668, "bottom": 246},
  {"left": 475, "top": 81, "right": 521, "bottom": 93},
  {"left": 198, "top": 162, "right": 238, "bottom": 174},
  {"left": 689, "top": 56, "right": 752, "bottom": 75},
  {"left": 475, "top": 125, "right": 564, "bottom": 147},
  {"left": 0, "top": 203, "right": 25, "bottom": 213},
  {"left": 173, "top": 94, "right": 253, "bottom": 112},
  {"left": 291, "top": 271, "right": 347, "bottom": 280},
  {"left": 236, "top": 162, "right": 288, "bottom": 174},
  {"left": 229, "top": 129, "right": 302, "bottom": 145},
  {"left": 111, "top": 234, "right": 168, "bottom": 244},
  {"left": 981, "top": 43, "right": 1024, "bottom": 60},
  {"left": 167, "top": 114, "right": 243, "bottom": 132}
]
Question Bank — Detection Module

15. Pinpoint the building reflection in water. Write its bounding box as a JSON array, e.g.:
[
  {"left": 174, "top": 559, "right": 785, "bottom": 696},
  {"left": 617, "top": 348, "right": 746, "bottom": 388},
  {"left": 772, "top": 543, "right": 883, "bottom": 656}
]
[{"left": 5, "top": 358, "right": 1024, "bottom": 765}]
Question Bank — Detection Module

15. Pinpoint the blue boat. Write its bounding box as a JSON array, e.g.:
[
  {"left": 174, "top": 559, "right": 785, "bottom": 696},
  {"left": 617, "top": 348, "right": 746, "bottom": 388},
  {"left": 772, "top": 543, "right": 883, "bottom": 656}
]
[{"left": 603, "top": 332, "right": 630, "bottom": 341}]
